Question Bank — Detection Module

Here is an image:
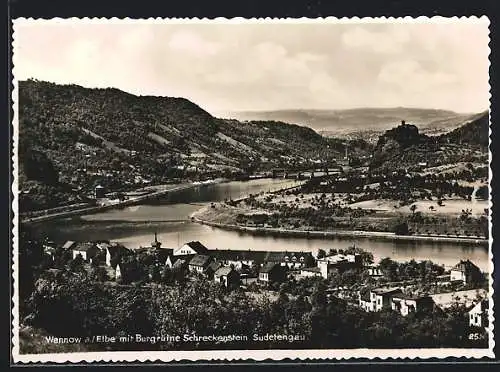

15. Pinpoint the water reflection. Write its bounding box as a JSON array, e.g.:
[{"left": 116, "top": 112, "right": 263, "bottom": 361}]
[{"left": 32, "top": 179, "right": 490, "bottom": 272}]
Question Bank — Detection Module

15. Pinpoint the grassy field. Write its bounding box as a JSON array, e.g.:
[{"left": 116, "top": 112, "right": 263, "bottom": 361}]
[{"left": 349, "top": 198, "right": 488, "bottom": 216}]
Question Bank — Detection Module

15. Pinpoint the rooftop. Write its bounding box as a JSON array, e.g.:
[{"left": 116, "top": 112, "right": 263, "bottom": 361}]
[
  {"left": 210, "top": 249, "right": 267, "bottom": 261},
  {"left": 392, "top": 293, "right": 434, "bottom": 302},
  {"left": 470, "top": 299, "right": 489, "bottom": 312},
  {"left": 214, "top": 266, "right": 235, "bottom": 277},
  {"left": 62, "top": 240, "right": 76, "bottom": 250},
  {"left": 260, "top": 262, "right": 280, "bottom": 273},
  {"left": 451, "top": 260, "right": 480, "bottom": 273},
  {"left": 207, "top": 261, "right": 223, "bottom": 272},
  {"left": 319, "top": 253, "right": 359, "bottom": 264},
  {"left": 73, "top": 242, "right": 97, "bottom": 252},
  {"left": 372, "top": 287, "right": 402, "bottom": 295},
  {"left": 188, "top": 254, "right": 211, "bottom": 267},
  {"left": 172, "top": 258, "right": 187, "bottom": 269},
  {"left": 184, "top": 241, "right": 209, "bottom": 255}
]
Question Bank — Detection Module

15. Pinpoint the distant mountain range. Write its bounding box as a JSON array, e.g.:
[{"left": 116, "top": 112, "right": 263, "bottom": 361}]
[{"left": 221, "top": 108, "right": 483, "bottom": 143}]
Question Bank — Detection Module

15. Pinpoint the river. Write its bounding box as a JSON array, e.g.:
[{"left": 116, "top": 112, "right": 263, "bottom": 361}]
[{"left": 33, "top": 179, "right": 490, "bottom": 272}]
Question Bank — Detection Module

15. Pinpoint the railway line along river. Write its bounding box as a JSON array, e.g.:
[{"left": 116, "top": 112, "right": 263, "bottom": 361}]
[{"left": 32, "top": 178, "right": 490, "bottom": 272}]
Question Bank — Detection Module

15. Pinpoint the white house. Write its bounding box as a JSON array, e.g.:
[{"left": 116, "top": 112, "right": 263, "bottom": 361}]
[
  {"left": 371, "top": 288, "right": 403, "bottom": 311},
  {"left": 469, "top": 299, "right": 489, "bottom": 328},
  {"left": 214, "top": 266, "right": 240, "bottom": 289},
  {"left": 96, "top": 242, "right": 112, "bottom": 265},
  {"left": 174, "top": 241, "right": 209, "bottom": 256},
  {"left": 358, "top": 288, "right": 373, "bottom": 312},
  {"left": 188, "top": 254, "right": 211, "bottom": 274},
  {"left": 300, "top": 267, "right": 322, "bottom": 278},
  {"left": 391, "top": 294, "right": 435, "bottom": 316},
  {"left": 359, "top": 287, "right": 402, "bottom": 312},
  {"left": 450, "top": 260, "right": 482, "bottom": 285},
  {"left": 43, "top": 241, "right": 57, "bottom": 257},
  {"left": 71, "top": 242, "right": 99, "bottom": 262},
  {"left": 367, "top": 266, "right": 384, "bottom": 278},
  {"left": 317, "top": 254, "right": 362, "bottom": 279}
]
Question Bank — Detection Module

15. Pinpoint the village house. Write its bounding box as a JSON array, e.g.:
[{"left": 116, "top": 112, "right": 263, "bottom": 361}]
[
  {"left": 359, "top": 287, "right": 403, "bottom": 312},
  {"left": 94, "top": 185, "right": 106, "bottom": 199},
  {"left": 71, "top": 242, "right": 100, "bottom": 262},
  {"left": 259, "top": 263, "right": 287, "bottom": 286},
  {"left": 170, "top": 258, "right": 188, "bottom": 273},
  {"left": 326, "top": 287, "right": 351, "bottom": 300},
  {"left": 367, "top": 265, "right": 384, "bottom": 278},
  {"left": 358, "top": 288, "right": 373, "bottom": 312},
  {"left": 99, "top": 242, "right": 133, "bottom": 267},
  {"left": 371, "top": 288, "right": 403, "bottom": 312},
  {"left": 300, "top": 267, "right": 322, "bottom": 278},
  {"left": 133, "top": 233, "right": 175, "bottom": 266},
  {"left": 391, "top": 294, "right": 436, "bottom": 316},
  {"left": 214, "top": 266, "right": 240, "bottom": 289},
  {"left": 164, "top": 255, "right": 176, "bottom": 269},
  {"left": 469, "top": 299, "right": 489, "bottom": 329},
  {"left": 317, "top": 253, "right": 362, "bottom": 279},
  {"left": 151, "top": 247, "right": 175, "bottom": 266},
  {"left": 43, "top": 241, "right": 57, "bottom": 258},
  {"left": 96, "top": 242, "right": 112, "bottom": 264},
  {"left": 263, "top": 251, "right": 314, "bottom": 269},
  {"left": 209, "top": 249, "right": 266, "bottom": 270},
  {"left": 205, "top": 261, "right": 223, "bottom": 279},
  {"left": 188, "top": 254, "right": 212, "bottom": 274},
  {"left": 174, "top": 241, "right": 209, "bottom": 256},
  {"left": 62, "top": 240, "right": 77, "bottom": 250},
  {"left": 450, "top": 260, "right": 483, "bottom": 285}
]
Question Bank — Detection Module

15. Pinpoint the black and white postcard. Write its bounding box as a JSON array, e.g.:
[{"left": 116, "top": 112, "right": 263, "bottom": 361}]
[{"left": 11, "top": 17, "right": 494, "bottom": 363}]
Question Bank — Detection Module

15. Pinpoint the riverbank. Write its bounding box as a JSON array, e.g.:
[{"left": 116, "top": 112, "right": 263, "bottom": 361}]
[
  {"left": 21, "top": 179, "right": 228, "bottom": 225},
  {"left": 192, "top": 217, "right": 488, "bottom": 245},
  {"left": 191, "top": 205, "right": 488, "bottom": 246}
]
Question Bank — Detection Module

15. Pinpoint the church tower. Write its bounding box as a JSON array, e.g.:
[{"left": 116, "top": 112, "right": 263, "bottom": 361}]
[{"left": 151, "top": 232, "right": 162, "bottom": 249}]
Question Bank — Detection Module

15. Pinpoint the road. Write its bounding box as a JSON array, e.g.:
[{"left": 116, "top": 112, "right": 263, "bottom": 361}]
[{"left": 21, "top": 180, "right": 226, "bottom": 225}]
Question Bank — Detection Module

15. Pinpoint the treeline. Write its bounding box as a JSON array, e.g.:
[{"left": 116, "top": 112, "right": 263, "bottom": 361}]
[
  {"left": 440, "top": 111, "right": 489, "bottom": 148},
  {"left": 22, "top": 269, "right": 486, "bottom": 352}
]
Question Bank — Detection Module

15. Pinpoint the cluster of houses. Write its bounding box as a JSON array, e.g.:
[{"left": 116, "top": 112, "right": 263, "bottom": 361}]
[
  {"left": 46, "top": 234, "right": 317, "bottom": 289},
  {"left": 44, "top": 236, "right": 489, "bottom": 329},
  {"left": 356, "top": 259, "right": 489, "bottom": 329}
]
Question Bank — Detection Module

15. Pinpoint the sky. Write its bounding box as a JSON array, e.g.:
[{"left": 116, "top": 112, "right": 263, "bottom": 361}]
[{"left": 13, "top": 18, "right": 490, "bottom": 114}]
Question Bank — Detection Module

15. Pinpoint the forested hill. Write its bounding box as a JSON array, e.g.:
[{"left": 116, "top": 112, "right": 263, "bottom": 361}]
[
  {"left": 18, "top": 80, "right": 368, "bottom": 211},
  {"left": 439, "top": 111, "right": 489, "bottom": 148},
  {"left": 369, "top": 115, "right": 489, "bottom": 172}
]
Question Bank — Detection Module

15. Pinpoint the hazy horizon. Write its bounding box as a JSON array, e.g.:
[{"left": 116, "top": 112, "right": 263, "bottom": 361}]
[
  {"left": 18, "top": 78, "right": 485, "bottom": 119},
  {"left": 14, "top": 18, "right": 490, "bottom": 114}
]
